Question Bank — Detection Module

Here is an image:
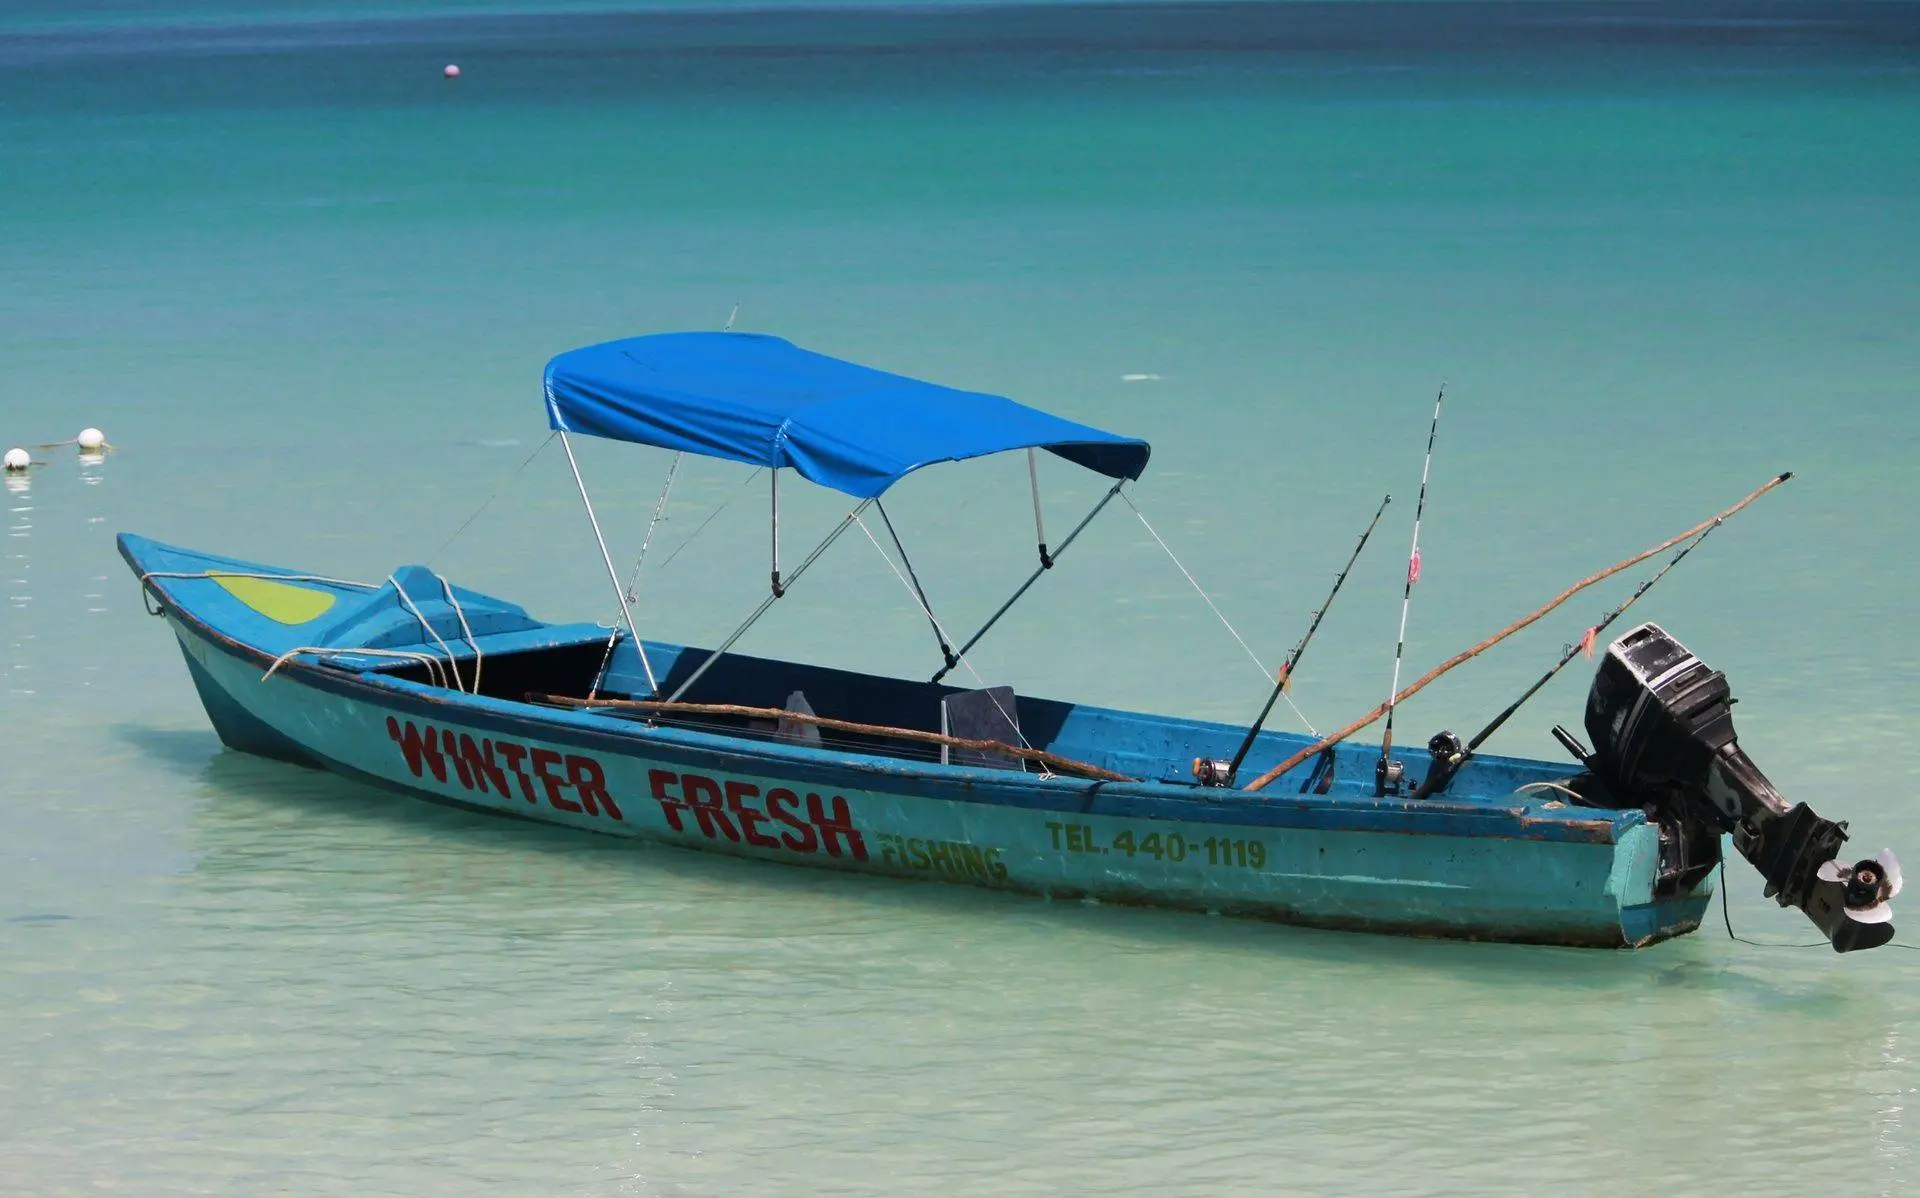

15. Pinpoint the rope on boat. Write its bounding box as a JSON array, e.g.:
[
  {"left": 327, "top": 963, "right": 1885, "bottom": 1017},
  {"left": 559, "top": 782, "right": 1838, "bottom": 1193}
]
[
  {"left": 852, "top": 512, "right": 1045, "bottom": 771},
  {"left": 932, "top": 479, "right": 1126, "bottom": 685},
  {"left": 663, "top": 499, "right": 875, "bottom": 705},
  {"left": 138, "top": 569, "right": 378, "bottom": 622},
  {"left": 874, "top": 499, "right": 957, "bottom": 671},
  {"left": 424, "top": 432, "right": 557, "bottom": 567},
  {"left": 1513, "top": 780, "right": 1587, "bottom": 803},
  {"left": 437, "top": 574, "right": 482, "bottom": 695},
  {"left": 1224, "top": 492, "right": 1392, "bottom": 784},
  {"left": 531, "top": 694, "right": 1135, "bottom": 782},
  {"left": 588, "top": 451, "right": 685, "bottom": 701},
  {"left": 140, "top": 569, "right": 482, "bottom": 692},
  {"left": 561, "top": 430, "right": 659, "bottom": 695},
  {"left": 389, "top": 573, "right": 467, "bottom": 693},
  {"left": 263, "top": 645, "right": 454, "bottom": 688},
  {"left": 1118, "top": 489, "right": 1318, "bottom": 738},
  {"left": 1240, "top": 471, "right": 1796, "bottom": 793},
  {"left": 139, "top": 570, "right": 382, "bottom": 590}
]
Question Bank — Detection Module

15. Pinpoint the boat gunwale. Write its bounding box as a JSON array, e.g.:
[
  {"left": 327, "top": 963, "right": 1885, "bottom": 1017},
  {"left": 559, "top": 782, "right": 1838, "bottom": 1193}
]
[{"left": 130, "top": 545, "right": 1639, "bottom": 848}]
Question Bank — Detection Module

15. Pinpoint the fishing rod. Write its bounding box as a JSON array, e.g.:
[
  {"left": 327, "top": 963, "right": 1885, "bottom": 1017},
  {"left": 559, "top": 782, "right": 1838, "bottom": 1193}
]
[
  {"left": 1378, "top": 386, "right": 1445, "bottom": 796},
  {"left": 1412, "top": 512, "right": 1730, "bottom": 800},
  {"left": 1240, "top": 471, "right": 1793, "bottom": 793},
  {"left": 1202, "top": 492, "right": 1392, "bottom": 788}
]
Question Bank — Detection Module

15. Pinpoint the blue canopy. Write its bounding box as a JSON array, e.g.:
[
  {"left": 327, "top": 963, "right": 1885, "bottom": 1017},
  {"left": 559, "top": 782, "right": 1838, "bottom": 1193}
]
[{"left": 543, "top": 332, "right": 1151, "bottom": 499}]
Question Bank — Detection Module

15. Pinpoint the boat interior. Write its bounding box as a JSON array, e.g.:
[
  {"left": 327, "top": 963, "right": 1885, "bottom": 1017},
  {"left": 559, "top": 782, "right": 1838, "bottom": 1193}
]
[
  {"left": 129, "top": 546, "right": 1574, "bottom": 800},
  {"left": 354, "top": 615, "right": 1571, "bottom": 800}
]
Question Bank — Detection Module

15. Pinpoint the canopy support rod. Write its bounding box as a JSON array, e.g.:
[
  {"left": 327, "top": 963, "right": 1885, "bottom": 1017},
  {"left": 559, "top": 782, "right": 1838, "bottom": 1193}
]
[
  {"left": 876, "top": 499, "right": 957, "bottom": 671},
  {"left": 1028, "top": 449, "right": 1054, "bottom": 568},
  {"left": 666, "top": 498, "right": 874, "bottom": 704},
  {"left": 931, "top": 479, "right": 1124, "bottom": 685},
  {"left": 770, "top": 468, "right": 784, "bottom": 597},
  {"left": 561, "top": 432, "right": 658, "bottom": 695}
]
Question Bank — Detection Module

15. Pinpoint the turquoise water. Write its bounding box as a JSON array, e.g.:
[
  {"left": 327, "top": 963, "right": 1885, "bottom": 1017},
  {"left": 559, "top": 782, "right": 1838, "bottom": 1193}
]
[{"left": 4, "top": 3, "right": 1919, "bottom": 1192}]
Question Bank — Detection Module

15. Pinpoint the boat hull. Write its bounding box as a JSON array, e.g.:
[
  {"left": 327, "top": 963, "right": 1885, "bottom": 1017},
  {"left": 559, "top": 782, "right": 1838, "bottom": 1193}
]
[{"left": 165, "top": 611, "right": 1711, "bottom": 949}]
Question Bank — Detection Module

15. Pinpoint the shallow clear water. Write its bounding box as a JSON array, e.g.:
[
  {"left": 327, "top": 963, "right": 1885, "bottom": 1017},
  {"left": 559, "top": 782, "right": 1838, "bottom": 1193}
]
[{"left": 3, "top": 3, "right": 1918, "bottom": 1193}]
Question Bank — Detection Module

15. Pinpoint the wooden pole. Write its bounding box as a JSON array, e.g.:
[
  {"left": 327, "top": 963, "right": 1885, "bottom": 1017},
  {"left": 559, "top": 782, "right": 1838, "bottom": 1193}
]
[
  {"left": 1241, "top": 471, "right": 1793, "bottom": 793},
  {"left": 530, "top": 694, "right": 1136, "bottom": 783}
]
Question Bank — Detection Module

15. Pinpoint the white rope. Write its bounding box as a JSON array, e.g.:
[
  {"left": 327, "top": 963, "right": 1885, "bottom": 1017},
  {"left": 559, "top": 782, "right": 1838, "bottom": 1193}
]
[
  {"left": 1118, "top": 491, "right": 1319, "bottom": 737},
  {"left": 425, "top": 432, "right": 556, "bottom": 566},
  {"left": 663, "top": 499, "right": 873, "bottom": 705},
  {"left": 389, "top": 574, "right": 465, "bottom": 693},
  {"left": 1514, "top": 780, "right": 1586, "bottom": 803},
  {"left": 438, "top": 574, "right": 482, "bottom": 695},
  {"left": 854, "top": 514, "right": 1045, "bottom": 771},
  {"left": 146, "top": 566, "right": 489, "bottom": 694},
  {"left": 561, "top": 431, "right": 657, "bottom": 695},
  {"left": 589, "top": 453, "right": 684, "bottom": 701},
  {"left": 263, "top": 646, "right": 450, "bottom": 687},
  {"left": 140, "top": 571, "right": 380, "bottom": 589}
]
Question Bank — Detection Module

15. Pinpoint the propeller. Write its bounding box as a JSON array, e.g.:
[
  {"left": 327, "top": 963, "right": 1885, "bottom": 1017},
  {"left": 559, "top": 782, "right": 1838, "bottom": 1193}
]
[{"left": 1818, "top": 849, "right": 1902, "bottom": 925}]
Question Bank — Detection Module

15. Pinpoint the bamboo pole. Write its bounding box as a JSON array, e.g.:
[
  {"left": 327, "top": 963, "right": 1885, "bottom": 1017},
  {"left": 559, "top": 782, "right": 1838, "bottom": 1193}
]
[
  {"left": 1241, "top": 471, "right": 1793, "bottom": 793},
  {"left": 530, "top": 694, "right": 1135, "bottom": 783}
]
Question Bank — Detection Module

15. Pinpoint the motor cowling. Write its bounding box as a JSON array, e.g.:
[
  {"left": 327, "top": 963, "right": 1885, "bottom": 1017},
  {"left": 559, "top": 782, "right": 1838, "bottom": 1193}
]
[{"left": 1583, "top": 623, "right": 1900, "bottom": 953}]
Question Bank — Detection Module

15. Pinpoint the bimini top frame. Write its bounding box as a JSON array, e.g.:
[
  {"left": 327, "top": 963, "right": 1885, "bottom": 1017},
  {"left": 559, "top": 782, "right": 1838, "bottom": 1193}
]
[{"left": 543, "top": 330, "right": 1154, "bottom": 703}]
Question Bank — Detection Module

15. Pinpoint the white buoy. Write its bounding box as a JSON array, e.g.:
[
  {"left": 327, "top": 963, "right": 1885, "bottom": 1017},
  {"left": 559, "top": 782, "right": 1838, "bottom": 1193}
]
[
  {"left": 443, "top": 63, "right": 460, "bottom": 79},
  {"left": 3, "top": 447, "right": 29, "bottom": 472},
  {"left": 76, "top": 427, "right": 106, "bottom": 451}
]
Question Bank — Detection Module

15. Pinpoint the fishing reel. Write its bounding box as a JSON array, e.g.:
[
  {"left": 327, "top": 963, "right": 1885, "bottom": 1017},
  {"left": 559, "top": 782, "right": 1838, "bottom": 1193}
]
[
  {"left": 1413, "top": 730, "right": 1465, "bottom": 799},
  {"left": 1193, "top": 757, "right": 1236, "bottom": 788},
  {"left": 1375, "top": 756, "right": 1405, "bottom": 797},
  {"left": 1579, "top": 622, "right": 1900, "bottom": 952}
]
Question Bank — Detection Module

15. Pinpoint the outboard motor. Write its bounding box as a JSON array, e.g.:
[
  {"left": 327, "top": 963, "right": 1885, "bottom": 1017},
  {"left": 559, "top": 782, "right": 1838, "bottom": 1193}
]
[{"left": 1579, "top": 623, "right": 1900, "bottom": 952}]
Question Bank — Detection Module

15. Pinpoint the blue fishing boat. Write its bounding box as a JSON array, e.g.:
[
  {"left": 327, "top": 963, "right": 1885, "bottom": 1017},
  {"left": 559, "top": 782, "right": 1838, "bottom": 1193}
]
[{"left": 120, "top": 332, "right": 1901, "bottom": 950}]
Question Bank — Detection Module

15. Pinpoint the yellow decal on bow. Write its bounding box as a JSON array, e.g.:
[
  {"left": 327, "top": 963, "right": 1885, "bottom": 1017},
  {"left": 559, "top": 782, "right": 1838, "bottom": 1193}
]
[{"left": 210, "top": 572, "right": 337, "bottom": 624}]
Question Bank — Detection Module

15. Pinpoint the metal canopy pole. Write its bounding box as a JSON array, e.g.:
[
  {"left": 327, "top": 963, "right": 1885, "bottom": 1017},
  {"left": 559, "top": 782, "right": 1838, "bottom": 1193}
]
[
  {"left": 561, "top": 431, "right": 659, "bottom": 696},
  {"left": 770, "top": 467, "right": 784, "bottom": 597},
  {"left": 1028, "top": 448, "right": 1053, "bottom": 568},
  {"left": 665, "top": 498, "right": 875, "bottom": 704},
  {"left": 876, "top": 499, "right": 957, "bottom": 671},
  {"left": 931, "top": 478, "right": 1125, "bottom": 684}
]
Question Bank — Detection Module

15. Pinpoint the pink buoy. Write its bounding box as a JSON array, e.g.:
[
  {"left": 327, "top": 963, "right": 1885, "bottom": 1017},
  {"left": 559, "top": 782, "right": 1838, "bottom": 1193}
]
[{"left": 443, "top": 63, "right": 460, "bottom": 79}]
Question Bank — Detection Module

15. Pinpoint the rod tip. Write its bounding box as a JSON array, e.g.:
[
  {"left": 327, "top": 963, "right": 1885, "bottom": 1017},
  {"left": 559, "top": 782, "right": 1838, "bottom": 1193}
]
[{"left": 1779, "top": 470, "right": 1794, "bottom": 482}]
